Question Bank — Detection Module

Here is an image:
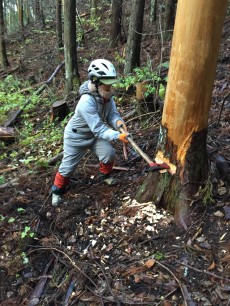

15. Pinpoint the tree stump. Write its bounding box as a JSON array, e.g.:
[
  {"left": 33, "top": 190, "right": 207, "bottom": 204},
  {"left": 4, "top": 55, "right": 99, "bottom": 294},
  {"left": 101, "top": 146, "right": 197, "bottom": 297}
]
[
  {"left": 0, "top": 127, "right": 15, "bottom": 142},
  {"left": 51, "top": 100, "right": 69, "bottom": 122}
]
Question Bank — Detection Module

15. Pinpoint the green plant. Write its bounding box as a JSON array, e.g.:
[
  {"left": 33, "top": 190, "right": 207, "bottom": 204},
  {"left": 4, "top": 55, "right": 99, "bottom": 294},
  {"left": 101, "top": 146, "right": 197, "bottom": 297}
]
[
  {"left": 115, "top": 64, "right": 167, "bottom": 99},
  {"left": 202, "top": 178, "right": 215, "bottom": 205},
  {"left": 8, "top": 217, "right": 16, "bottom": 223},
  {"left": 21, "top": 226, "right": 34, "bottom": 239},
  {"left": 154, "top": 251, "right": 165, "bottom": 260},
  {"left": 0, "top": 215, "right": 6, "bottom": 221},
  {"left": 21, "top": 252, "right": 29, "bottom": 264},
  {"left": 0, "top": 175, "right": 5, "bottom": 184}
]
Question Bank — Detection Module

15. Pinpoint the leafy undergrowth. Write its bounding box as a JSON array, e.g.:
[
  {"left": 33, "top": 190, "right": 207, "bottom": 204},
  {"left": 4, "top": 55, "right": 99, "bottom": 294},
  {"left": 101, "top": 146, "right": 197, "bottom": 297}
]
[{"left": 0, "top": 8, "right": 230, "bottom": 306}]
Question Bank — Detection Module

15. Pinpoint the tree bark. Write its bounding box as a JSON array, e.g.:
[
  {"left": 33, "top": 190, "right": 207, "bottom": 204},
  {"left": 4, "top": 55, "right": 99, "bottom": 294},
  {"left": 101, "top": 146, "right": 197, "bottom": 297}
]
[
  {"left": 0, "top": 0, "right": 9, "bottom": 68},
  {"left": 136, "top": 0, "right": 228, "bottom": 228},
  {"left": 150, "top": 0, "right": 157, "bottom": 23},
  {"left": 91, "top": 0, "right": 98, "bottom": 19},
  {"left": 124, "top": 0, "right": 145, "bottom": 74},
  {"left": 109, "top": 0, "right": 123, "bottom": 48},
  {"left": 164, "top": 0, "right": 177, "bottom": 38},
  {"left": 56, "top": 0, "right": 63, "bottom": 49},
  {"left": 17, "top": 0, "right": 24, "bottom": 31},
  {"left": 64, "top": 0, "right": 80, "bottom": 95}
]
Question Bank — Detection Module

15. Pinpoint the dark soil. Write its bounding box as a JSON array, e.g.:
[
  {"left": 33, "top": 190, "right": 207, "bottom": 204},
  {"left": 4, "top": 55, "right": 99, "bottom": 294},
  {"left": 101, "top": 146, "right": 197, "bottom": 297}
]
[{"left": 0, "top": 4, "right": 229, "bottom": 306}]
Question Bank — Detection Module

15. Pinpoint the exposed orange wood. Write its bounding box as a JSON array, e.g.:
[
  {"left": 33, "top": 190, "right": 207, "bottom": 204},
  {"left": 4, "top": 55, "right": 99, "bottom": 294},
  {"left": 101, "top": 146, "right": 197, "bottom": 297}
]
[{"left": 155, "top": 150, "right": 177, "bottom": 175}]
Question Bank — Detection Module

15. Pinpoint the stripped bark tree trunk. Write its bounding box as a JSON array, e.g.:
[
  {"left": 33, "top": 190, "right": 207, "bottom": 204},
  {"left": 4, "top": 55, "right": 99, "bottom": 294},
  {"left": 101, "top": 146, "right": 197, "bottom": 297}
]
[{"left": 136, "top": 0, "right": 228, "bottom": 229}]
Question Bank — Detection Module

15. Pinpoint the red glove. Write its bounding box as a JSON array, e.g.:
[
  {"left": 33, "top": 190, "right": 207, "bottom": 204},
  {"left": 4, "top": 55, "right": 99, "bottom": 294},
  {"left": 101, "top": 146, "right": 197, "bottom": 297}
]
[{"left": 118, "top": 133, "right": 129, "bottom": 143}]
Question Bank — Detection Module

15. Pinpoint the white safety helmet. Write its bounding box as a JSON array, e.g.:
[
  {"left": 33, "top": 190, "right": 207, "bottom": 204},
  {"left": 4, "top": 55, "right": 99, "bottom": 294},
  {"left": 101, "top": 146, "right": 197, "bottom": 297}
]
[{"left": 88, "top": 59, "right": 118, "bottom": 85}]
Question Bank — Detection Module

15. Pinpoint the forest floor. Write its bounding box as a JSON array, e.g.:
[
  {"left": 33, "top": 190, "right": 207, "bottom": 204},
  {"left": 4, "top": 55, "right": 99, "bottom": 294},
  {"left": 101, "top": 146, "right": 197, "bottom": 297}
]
[{"left": 0, "top": 7, "right": 230, "bottom": 306}]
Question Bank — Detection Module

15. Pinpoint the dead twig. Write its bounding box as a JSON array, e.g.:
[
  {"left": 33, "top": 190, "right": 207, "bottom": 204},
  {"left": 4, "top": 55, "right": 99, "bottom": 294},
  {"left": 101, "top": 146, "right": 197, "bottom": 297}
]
[
  {"left": 89, "top": 246, "right": 121, "bottom": 306},
  {"left": 217, "top": 91, "right": 230, "bottom": 125},
  {"left": 155, "top": 260, "right": 195, "bottom": 306},
  {"left": 175, "top": 260, "right": 230, "bottom": 283}
]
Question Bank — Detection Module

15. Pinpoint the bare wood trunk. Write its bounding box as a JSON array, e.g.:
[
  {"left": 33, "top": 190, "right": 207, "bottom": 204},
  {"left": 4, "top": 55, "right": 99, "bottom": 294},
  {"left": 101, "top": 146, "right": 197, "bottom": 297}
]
[{"left": 136, "top": 0, "right": 228, "bottom": 228}]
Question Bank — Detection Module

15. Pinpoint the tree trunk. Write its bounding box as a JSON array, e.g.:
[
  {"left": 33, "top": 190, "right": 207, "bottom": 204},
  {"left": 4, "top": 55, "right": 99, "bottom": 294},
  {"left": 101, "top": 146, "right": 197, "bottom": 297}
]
[
  {"left": 56, "top": 0, "right": 63, "bottom": 49},
  {"left": 136, "top": 0, "right": 228, "bottom": 228},
  {"left": 17, "top": 0, "right": 24, "bottom": 31},
  {"left": 124, "top": 0, "right": 145, "bottom": 74},
  {"left": 164, "top": 0, "right": 177, "bottom": 38},
  {"left": 109, "top": 0, "right": 123, "bottom": 48},
  {"left": 150, "top": 0, "right": 157, "bottom": 23},
  {"left": 0, "top": 0, "right": 9, "bottom": 68},
  {"left": 63, "top": 0, "right": 80, "bottom": 94},
  {"left": 91, "top": 0, "right": 98, "bottom": 19},
  {"left": 24, "top": 0, "right": 31, "bottom": 24},
  {"left": 34, "top": 0, "right": 45, "bottom": 28}
]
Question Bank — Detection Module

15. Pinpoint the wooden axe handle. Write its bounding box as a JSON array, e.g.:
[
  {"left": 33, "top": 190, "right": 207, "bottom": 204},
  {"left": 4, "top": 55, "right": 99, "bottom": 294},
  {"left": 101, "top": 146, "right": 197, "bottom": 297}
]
[{"left": 119, "top": 127, "right": 153, "bottom": 165}]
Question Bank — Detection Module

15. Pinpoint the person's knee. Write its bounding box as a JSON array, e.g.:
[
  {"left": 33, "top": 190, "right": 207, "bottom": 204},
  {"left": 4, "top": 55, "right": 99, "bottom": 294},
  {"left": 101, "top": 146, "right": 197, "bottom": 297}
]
[{"left": 101, "top": 147, "right": 115, "bottom": 163}]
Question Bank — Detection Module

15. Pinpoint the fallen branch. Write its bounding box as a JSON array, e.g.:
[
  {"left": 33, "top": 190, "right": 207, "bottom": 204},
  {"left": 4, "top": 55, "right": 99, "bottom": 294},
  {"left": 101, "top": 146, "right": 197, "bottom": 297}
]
[
  {"left": 4, "top": 61, "right": 65, "bottom": 127},
  {"left": 28, "top": 257, "right": 54, "bottom": 306},
  {"left": 48, "top": 152, "right": 63, "bottom": 165},
  {"left": 64, "top": 276, "right": 77, "bottom": 306},
  {"left": 0, "top": 64, "right": 20, "bottom": 78}
]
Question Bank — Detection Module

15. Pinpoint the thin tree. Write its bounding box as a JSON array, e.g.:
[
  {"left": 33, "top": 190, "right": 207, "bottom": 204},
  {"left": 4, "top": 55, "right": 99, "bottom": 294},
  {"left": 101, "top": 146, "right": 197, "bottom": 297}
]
[
  {"left": 0, "top": 0, "right": 9, "bottom": 68},
  {"left": 56, "top": 0, "right": 62, "bottom": 49},
  {"left": 17, "top": 0, "right": 24, "bottom": 31},
  {"left": 136, "top": 0, "right": 228, "bottom": 228},
  {"left": 124, "top": 0, "right": 145, "bottom": 74},
  {"left": 164, "top": 0, "right": 177, "bottom": 38},
  {"left": 91, "top": 0, "right": 98, "bottom": 20},
  {"left": 63, "top": 0, "right": 80, "bottom": 94},
  {"left": 34, "top": 0, "right": 45, "bottom": 28},
  {"left": 109, "top": 0, "right": 123, "bottom": 48},
  {"left": 150, "top": 0, "right": 157, "bottom": 24}
]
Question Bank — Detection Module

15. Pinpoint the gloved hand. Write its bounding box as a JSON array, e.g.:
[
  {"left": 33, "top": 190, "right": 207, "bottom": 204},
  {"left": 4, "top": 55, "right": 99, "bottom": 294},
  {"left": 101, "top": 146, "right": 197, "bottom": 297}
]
[
  {"left": 118, "top": 133, "right": 130, "bottom": 143},
  {"left": 116, "top": 119, "right": 128, "bottom": 132}
]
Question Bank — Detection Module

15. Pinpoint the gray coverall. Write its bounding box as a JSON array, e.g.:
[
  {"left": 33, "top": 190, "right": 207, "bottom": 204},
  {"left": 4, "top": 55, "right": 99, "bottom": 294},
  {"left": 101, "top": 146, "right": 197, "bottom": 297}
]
[{"left": 58, "top": 81, "right": 123, "bottom": 177}]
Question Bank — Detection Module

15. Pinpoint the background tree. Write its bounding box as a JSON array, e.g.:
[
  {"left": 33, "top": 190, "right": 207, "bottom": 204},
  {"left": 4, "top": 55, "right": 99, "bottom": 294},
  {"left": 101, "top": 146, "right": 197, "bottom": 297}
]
[
  {"left": 56, "top": 0, "right": 63, "bottom": 48},
  {"left": 17, "top": 0, "right": 24, "bottom": 31},
  {"left": 164, "top": 0, "right": 177, "bottom": 38},
  {"left": 91, "top": 0, "right": 98, "bottom": 20},
  {"left": 0, "top": 0, "right": 9, "bottom": 68},
  {"left": 34, "top": 0, "right": 45, "bottom": 28},
  {"left": 136, "top": 0, "right": 228, "bottom": 228},
  {"left": 63, "top": 0, "right": 80, "bottom": 94},
  {"left": 124, "top": 0, "right": 145, "bottom": 74},
  {"left": 150, "top": 0, "right": 157, "bottom": 23},
  {"left": 109, "top": 0, "right": 123, "bottom": 48}
]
